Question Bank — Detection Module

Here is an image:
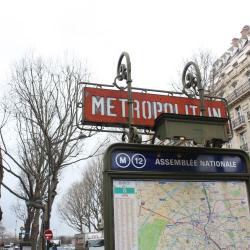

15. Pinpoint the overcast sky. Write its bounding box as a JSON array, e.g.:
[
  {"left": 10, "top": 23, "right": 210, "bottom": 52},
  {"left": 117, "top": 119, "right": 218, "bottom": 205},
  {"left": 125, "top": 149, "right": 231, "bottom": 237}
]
[{"left": 0, "top": 0, "right": 250, "bottom": 236}]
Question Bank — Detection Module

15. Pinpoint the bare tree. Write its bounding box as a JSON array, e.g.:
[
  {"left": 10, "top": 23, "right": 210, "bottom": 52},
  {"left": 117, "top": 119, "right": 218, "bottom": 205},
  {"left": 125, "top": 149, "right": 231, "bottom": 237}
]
[
  {"left": 173, "top": 49, "right": 215, "bottom": 93},
  {"left": 58, "top": 181, "right": 86, "bottom": 232},
  {"left": 0, "top": 55, "right": 107, "bottom": 248},
  {"left": 58, "top": 156, "right": 104, "bottom": 233},
  {"left": 0, "top": 108, "right": 9, "bottom": 222},
  {"left": 191, "top": 49, "right": 215, "bottom": 90},
  {"left": 11, "top": 200, "right": 27, "bottom": 224},
  {"left": 83, "top": 157, "right": 104, "bottom": 231}
]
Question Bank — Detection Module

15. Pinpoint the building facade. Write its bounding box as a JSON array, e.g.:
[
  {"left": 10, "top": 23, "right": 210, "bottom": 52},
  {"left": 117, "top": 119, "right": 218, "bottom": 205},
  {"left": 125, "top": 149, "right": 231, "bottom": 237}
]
[{"left": 211, "top": 25, "right": 250, "bottom": 155}]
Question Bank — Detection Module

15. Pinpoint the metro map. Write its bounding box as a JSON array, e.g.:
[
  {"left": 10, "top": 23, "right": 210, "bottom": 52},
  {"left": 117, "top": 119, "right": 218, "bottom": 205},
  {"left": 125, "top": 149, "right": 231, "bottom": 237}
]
[{"left": 113, "top": 180, "right": 250, "bottom": 250}]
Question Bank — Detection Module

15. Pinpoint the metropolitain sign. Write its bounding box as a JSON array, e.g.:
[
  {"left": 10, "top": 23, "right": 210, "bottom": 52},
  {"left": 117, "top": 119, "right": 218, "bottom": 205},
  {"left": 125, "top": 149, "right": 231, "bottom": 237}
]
[{"left": 83, "top": 87, "right": 228, "bottom": 129}]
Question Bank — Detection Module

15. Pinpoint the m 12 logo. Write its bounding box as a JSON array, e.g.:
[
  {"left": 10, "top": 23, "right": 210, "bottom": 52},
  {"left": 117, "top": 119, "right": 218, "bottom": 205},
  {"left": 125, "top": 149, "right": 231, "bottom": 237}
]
[{"left": 115, "top": 153, "right": 146, "bottom": 169}]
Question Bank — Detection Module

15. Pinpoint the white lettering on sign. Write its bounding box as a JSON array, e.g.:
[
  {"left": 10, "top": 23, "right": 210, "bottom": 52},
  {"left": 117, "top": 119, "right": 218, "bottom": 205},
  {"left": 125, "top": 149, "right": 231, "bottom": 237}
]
[
  {"left": 119, "top": 157, "right": 127, "bottom": 164},
  {"left": 155, "top": 158, "right": 237, "bottom": 168},
  {"left": 142, "top": 101, "right": 152, "bottom": 119},
  {"left": 133, "top": 100, "right": 140, "bottom": 118},
  {"left": 164, "top": 103, "right": 174, "bottom": 114},
  {"left": 199, "top": 160, "right": 236, "bottom": 168},
  {"left": 190, "top": 105, "right": 197, "bottom": 115},
  {"left": 153, "top": 102, "right": 163, "bottom": 118},
  {"left": 185, "top": 105, "right": 198, "bottom": 115},
  {"left": 208, "top": 107, "right": 221, "bottom": 117},
  {"left": 155, "top": 158, "right": 198, "bottom": 167},
  {"left": 119, "top": 98, "right": 127, "bottom": 117},
  {"left": 92, "top": 96, "right": 105, "bottom": 115},
  {"left": 107, "top": 97, "right": 116, "bottom": 117},
  {"left": 92, "top": 96, "right": 117, "bottom": 116},
  {"left": 91, "top": 96, "right": 223, "bottom": 119}
]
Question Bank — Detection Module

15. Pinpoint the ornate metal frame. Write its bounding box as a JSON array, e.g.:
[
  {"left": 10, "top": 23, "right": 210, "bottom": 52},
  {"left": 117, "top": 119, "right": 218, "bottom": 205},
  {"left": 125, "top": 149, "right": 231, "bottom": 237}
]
[{"left": 76, "top": 53, "right": 232, "bottom": 145}]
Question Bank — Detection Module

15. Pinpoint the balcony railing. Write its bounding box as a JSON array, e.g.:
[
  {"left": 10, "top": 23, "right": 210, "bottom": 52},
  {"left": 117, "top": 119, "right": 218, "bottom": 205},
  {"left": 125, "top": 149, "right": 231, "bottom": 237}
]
[
  {"left": 224, "top": 57, "right": 250, "bottom": 82},
  {"left": 225, "top": 80, "right": 250, "bottom": 105},
  {"left": 232, "top": 115, "right": 246, "bottom": 129},
  {"left": 240, "top": 143, "right": 249, "bottom": 152}
]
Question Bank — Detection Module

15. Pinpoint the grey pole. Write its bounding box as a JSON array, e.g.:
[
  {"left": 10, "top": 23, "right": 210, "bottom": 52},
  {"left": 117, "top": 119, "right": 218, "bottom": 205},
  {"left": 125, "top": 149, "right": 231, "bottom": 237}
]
[{"left": 114, "top": 52, "right": 134, "bottom": 142}]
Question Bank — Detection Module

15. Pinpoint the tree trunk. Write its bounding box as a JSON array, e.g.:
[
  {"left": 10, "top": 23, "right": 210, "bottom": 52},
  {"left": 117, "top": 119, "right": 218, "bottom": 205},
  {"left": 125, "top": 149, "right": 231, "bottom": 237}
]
[
  {"left": 24, "top": 207, "right": 35, "bottom": 241},
  {"left": 30, "top": 209, "right": 40, "bottom": 250},
  {"left": 38, "top": 218, "right": 45, "bottom": 250}
]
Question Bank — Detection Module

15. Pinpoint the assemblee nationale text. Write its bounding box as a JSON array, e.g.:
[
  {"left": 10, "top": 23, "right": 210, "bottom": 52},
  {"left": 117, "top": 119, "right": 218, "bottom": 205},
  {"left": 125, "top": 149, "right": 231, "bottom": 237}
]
[{"left": 155, "top": 158, "right": 237, "bottom": 168}]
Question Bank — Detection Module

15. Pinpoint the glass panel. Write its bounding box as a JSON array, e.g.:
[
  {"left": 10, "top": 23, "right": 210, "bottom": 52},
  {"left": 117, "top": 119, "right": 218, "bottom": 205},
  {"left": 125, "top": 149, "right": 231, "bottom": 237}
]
[{"left": 113, "top": 179, "right": 250, "bottom": 250}]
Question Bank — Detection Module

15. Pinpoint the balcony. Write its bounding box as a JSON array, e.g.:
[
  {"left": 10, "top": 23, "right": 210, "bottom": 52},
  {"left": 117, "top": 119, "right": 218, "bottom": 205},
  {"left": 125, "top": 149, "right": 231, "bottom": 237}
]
[
  {"left": 240, "top": 143, "right": 249, "bottom": 152},
  {"left": 225, "top": 80, "right": 250, "bottom": 106},
  {"left": 226, "top": 57, "right": 250, "bottom": 81},
  {"left": 231, "top": 115, "right": 246, "bottom": 130}
]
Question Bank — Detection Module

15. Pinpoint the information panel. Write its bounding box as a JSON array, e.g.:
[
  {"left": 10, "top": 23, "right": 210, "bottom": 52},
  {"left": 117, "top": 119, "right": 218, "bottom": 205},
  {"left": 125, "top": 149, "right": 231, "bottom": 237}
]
[
  {"left": 104, "top": 144, "right": 250, "bottom": 250},
  {"left": 113, "top": 179, "right": 250, "bottom": 250}
]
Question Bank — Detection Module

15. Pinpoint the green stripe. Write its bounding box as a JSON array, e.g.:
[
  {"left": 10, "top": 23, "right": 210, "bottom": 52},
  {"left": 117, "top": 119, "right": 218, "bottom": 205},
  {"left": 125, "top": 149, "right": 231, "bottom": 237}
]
[{"left": 114, "top": 187, "right": 135, "bottom": 194}]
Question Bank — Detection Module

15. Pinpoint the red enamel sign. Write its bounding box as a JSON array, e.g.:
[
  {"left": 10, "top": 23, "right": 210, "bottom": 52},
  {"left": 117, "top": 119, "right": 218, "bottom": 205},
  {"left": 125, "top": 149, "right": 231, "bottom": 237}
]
[
  {"left": 44, "top": 229, "right": 53, "bottom": 240},
  {"left": 83, "top": 87, "right": 228, "bottom": 129}
]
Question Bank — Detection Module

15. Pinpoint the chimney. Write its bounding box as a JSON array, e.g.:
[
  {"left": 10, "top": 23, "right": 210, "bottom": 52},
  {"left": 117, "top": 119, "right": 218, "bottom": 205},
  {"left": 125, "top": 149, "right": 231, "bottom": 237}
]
[
  {"left": 241, "top": 25, "right": 250, "bottom": 38},
  {"left": 231, "top": 38, "right": 239, "bottom": 47}
]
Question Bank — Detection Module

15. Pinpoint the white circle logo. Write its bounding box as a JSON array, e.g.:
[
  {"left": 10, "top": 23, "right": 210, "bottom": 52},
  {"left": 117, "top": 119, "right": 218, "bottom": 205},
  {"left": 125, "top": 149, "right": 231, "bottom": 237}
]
[
  {"left": 132, "top": 154, "right": 146, "bottom": 169},
  {"left": 115, "top": 153, "right": 131, "bottom": 168}
]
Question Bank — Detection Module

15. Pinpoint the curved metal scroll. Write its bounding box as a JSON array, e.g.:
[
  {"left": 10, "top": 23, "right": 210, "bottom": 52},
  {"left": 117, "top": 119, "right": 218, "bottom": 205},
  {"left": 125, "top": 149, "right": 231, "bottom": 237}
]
[{"left": 182, "top": 61, "right": 205, "bottom": 116}]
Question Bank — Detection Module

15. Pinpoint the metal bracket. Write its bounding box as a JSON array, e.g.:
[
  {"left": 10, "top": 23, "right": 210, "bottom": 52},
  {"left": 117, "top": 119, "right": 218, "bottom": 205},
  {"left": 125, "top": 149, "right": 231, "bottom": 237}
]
[{"left": 122, "top": 127, "right": 142, "bottom": 144}]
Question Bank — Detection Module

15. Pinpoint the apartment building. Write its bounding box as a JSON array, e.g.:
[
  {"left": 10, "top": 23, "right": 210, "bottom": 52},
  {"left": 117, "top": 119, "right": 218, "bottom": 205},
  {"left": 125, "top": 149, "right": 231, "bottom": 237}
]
[{"left": 211, "top": 25, "right": 250, "bottom": 154}]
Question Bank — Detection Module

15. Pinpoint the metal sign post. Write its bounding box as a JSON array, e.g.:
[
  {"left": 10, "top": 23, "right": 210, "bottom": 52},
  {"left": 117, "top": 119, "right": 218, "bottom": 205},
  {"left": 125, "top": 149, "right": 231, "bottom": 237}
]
[{"left": 104, "top": 143, "right": 250, "bottom": 250}]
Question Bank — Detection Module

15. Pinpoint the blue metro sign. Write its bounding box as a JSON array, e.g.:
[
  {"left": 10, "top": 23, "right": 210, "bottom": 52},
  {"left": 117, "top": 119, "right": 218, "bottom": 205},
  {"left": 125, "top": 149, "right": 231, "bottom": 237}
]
[{"left": 111, "top": 149, "right": 248, "bottom": 173}]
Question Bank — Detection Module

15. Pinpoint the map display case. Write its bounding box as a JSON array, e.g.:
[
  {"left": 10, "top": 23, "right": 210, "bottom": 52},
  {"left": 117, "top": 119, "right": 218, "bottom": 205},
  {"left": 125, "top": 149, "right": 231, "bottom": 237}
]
[{"left": 103, "top": 143, "right": 250, "bottom": 250}]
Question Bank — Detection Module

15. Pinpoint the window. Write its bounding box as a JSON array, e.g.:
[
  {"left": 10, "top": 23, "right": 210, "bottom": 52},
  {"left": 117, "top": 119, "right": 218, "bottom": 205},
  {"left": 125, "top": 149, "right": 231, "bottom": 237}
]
[
  {"left": 239, "top": 132, "right": 248, "bottom": 152},
  {"left": 232, "top": 61, "right": 238, "bottom": 67},
  {"left": 235, "top": 106, "right": 242, "bottom": 119},
  {"left": 231, "top": 81, "right": 237, "bottom": 88},
  {"left": 218, "top": 91, "right": 224, "bottom": 97},
  {"left": 239, "top": 131, "right": 247, "bottom": 146},
  {"left": 247, "top": 71, "right": 250, "bottom": 82}
]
